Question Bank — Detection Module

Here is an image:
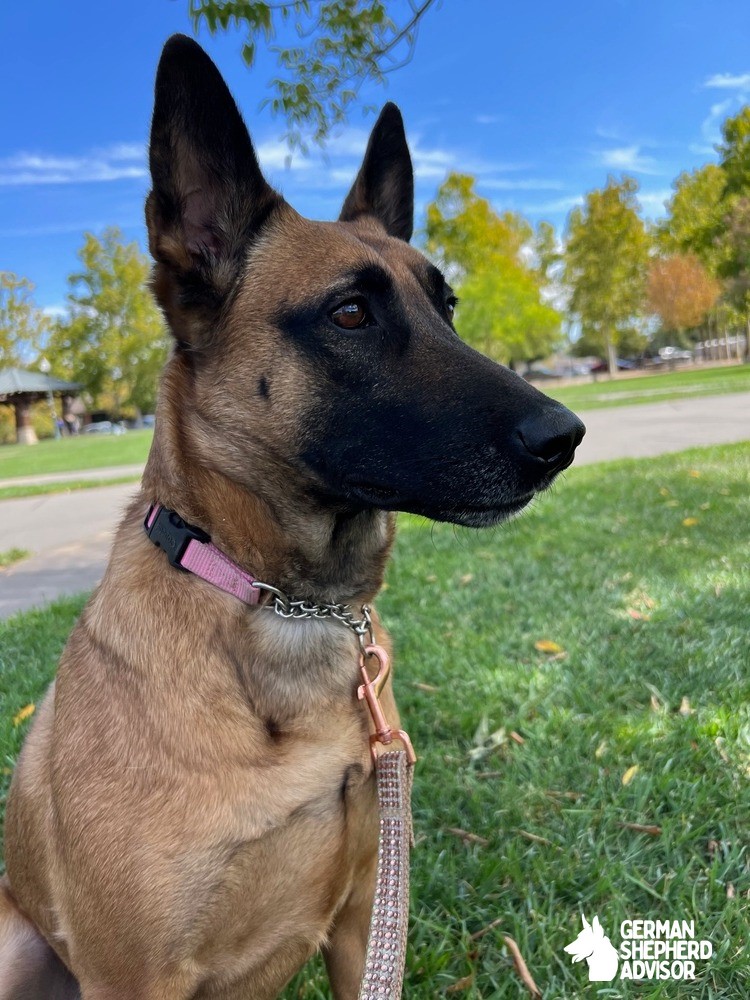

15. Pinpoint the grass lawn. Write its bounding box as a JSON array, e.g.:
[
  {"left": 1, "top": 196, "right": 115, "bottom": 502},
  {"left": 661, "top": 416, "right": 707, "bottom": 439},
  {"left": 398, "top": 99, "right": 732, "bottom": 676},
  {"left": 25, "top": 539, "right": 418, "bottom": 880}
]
[
  {"left": 545, "top": 362, "right": 750, "bottom": 412},
  {"left": 0, "top": 475, "right": 140, "bottom": 500},
  {"left": 0, "top": 429, "right": 152, "bottom": 480},
  {"left": 2, "top": 443, "right": 748, "bottom": 998},
  {"left": 0, "top": 549, "right": 29, "bottom": 569}
]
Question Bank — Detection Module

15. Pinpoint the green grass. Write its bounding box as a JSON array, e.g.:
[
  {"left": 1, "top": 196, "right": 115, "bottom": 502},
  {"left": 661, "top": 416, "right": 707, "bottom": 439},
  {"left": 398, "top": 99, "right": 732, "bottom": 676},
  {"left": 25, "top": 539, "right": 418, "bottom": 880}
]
[
  {"left": 0, "top": 549, "right": 29, "bottom": 569},
  {"left": 2, "top": 443, "right": 749, "bottom": 998},
  {"left": 0, "top": 429, "right": 152, "bottom": 479},
  {"left": 545, "top": 363, "right": 750, "bottom": 412},
  {"left": 0, "top": 475, "right": 140, "bottom": 500}
]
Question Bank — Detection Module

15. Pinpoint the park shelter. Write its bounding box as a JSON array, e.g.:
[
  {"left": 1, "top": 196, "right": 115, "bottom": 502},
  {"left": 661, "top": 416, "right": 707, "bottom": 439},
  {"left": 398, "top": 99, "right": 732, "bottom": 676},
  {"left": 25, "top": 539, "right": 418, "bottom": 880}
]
[{"left": 0, "top": 367, "right": 82, "bottom": 445}]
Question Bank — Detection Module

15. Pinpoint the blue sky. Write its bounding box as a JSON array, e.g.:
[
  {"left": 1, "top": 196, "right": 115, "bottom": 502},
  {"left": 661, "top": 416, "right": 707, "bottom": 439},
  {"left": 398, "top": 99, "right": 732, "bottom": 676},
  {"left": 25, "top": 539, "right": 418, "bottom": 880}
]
[{"left": 3, "top": 0, "right": 750, "bottom": 312}]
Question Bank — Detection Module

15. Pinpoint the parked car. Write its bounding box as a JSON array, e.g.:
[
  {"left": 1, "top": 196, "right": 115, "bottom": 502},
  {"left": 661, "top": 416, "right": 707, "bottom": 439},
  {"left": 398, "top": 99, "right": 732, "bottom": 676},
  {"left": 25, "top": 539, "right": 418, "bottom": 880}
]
[
  {"left": 84, "top": 420, "right": 127, "bottom": 435},
  {"left": 658, "top": 346, "right": 693, "bottom": 361},
  {"left": 589, "top": 358, "right": 637, "bottom": 373}
]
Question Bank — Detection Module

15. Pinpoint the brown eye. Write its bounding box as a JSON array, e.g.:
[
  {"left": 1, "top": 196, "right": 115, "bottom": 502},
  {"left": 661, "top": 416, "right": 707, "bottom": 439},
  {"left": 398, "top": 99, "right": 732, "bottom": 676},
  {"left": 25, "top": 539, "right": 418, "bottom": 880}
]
[{"left": 331, "top": 299, "right": 369, "bottom": 330}]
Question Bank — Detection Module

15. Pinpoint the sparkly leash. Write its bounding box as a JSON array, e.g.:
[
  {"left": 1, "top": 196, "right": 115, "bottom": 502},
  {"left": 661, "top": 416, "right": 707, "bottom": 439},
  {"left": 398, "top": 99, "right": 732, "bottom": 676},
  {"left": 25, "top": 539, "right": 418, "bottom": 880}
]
[
  {"left": 359, "top": 750, "right": 414, "bottom": 1000},
  {"left": 356, "top": 645, "right": 416, "bottom": 1000},
  {"left": 144, "top": 504, "right": 417, "bottom": 998}
]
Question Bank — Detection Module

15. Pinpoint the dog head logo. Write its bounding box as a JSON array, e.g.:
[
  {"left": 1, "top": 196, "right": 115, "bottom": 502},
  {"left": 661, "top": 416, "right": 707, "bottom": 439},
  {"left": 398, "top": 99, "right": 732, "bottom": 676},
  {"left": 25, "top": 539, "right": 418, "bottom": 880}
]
[{"left": 564, "top": 914, "right": 619, "bottom": 982}]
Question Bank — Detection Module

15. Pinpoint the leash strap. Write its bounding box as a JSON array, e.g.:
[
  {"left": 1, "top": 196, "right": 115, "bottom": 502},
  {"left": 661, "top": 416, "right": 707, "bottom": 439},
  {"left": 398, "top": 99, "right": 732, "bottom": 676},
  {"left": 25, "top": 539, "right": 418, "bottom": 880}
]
[{"left": 359, "top": 751, "right": 414, "bottom": 1000}]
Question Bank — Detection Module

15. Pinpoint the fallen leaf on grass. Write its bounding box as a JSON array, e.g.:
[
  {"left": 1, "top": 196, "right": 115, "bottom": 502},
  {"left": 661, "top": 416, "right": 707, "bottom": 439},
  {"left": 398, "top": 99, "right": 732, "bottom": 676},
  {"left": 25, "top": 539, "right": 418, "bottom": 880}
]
[
  {"left": 414, "top": 682, "right": 440, "bottom": 693},
  {"left": 534, "top": 639, "right": 564, "bottom": 654},
  {"left": 659, "top": 487, "right": 670, "bottom": 496},
  {"left": 425, "top": 574, "right": 438, "bottom": 583},
  {"left": 12, "top": 704, "right": 35, "bottom": 726},
  {"left": 516, "top": 829, "right": 553, "bottom": 847},
  {"left": 679, "top": 696, "right": 694, "bottom": 716},
  {"left": 682, "top": 517, "right": 699, "bottom": 527},
  {"left": 618, "top": 821, "right": 662, "bottom": 836},
  {"left": 650, "top": 694, "right": 661, "bottom": 712},
  {"left": 545, "top": 790, "right": 583, "bottom": 801},
  {"left": 622, "top": 764, "right": 640, "bottom": 786},
  {"left": 469, "top": 916, "right": 504, "bottom": 941},
  {"left": 446, "top": 827, "right": 489, "bottom": 847},
  {"left": 476, "top": 771, "right": 503, "bottom": 780},
  {"left": 595, "top": 740, "right": 608, "bottom": 759},
  {"left": 727, "top": 883, "right": 735, "bottom": 899},
  {"left": 509, "top": 731, "right": 525, "bottom": 745},
  {"left": 628, "top": 608, "right": 651, "bottom": 621},
  {"left": 503, "top": 936, "right": 542, "bottom": 999},
  {"left": 459, "top": 573, "right": 474, "bottom": 586},
  {"left": 446, "top": 974, "right": 474, "bottom": 993},
  {"left": 689, "top": 469, "right": 701, "bottom": 478}
]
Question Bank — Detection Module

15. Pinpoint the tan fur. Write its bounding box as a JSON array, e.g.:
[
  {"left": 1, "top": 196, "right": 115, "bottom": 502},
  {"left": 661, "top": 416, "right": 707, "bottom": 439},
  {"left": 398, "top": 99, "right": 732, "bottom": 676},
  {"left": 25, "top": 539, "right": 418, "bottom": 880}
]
[{"left": 1, "top": 209, "right": 420, "bottom": 999}]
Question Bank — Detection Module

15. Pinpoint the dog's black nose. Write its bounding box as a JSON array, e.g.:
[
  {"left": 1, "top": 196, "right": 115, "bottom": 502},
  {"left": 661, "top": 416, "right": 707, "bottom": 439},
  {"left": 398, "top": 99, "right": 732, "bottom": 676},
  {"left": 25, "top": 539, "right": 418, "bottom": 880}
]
[{"left": 516, "top": 406, "right": 586, "bottom": 472}]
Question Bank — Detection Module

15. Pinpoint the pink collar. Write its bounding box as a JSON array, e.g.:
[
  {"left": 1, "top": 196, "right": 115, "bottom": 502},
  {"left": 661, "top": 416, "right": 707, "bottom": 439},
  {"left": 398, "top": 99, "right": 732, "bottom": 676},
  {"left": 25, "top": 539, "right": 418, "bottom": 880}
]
[{"left": 144, "top": 503, "right": 261, "bottom": 605}]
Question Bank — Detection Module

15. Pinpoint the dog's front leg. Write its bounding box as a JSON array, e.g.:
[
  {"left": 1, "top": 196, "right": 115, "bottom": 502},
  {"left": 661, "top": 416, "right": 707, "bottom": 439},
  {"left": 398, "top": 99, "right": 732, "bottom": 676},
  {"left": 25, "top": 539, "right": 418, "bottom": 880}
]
[{"left": 322, "top": 868, "right": 376, "bottom": 1000}]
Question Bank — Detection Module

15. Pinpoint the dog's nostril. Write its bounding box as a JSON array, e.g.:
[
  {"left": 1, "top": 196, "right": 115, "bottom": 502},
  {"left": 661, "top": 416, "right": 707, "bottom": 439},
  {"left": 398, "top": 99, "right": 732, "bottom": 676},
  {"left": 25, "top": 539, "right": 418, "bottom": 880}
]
[{"left": 517, "top": 410, "right": 586, "bottom": 470}]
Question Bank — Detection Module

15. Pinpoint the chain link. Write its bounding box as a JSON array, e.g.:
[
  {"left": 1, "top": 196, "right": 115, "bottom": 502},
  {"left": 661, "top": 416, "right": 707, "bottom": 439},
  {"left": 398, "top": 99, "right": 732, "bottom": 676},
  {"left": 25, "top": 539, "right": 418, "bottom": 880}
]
[{"left": 252, "top": 581, "right": 375, "bottom": 650}]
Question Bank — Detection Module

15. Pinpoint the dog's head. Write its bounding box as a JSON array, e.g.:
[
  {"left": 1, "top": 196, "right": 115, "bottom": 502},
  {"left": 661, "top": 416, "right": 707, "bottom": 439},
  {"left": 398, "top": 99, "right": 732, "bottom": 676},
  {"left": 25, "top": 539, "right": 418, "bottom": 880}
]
[{"left": 146, "top": 35, "right": 584, "bottom": 528}]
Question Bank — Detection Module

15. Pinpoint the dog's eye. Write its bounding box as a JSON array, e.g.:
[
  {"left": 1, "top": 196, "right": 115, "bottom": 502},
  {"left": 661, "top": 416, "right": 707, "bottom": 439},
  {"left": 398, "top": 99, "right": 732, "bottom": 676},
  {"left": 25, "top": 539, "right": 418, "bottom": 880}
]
[
  {"left": 331, "top": 299, "right": 369, "bottom": 330},
  {"left": 446, "top": 296, "right": 458, "bottom": 321}
]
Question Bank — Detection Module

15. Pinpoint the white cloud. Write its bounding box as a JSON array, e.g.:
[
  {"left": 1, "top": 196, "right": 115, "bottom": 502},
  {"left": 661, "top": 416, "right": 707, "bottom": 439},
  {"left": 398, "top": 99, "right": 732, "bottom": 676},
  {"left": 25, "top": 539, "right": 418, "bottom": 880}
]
[
  {"left": 475, "top": 114, "right": 502, "bottom": 125},
  {"left": 481, "top": 178, "right": 565, "bottom": 191},
  {"left": 637, "top": 189, "right": 672, "bottom": 216},
  {"left": 0, "top": 143, "right": 147, "bottom": 186},
  {"left": 699, "top": 98, "right": 734, "bottom": 151},
  {"left": 704, "top": 72, "right": 750, "bottom": 90},
  {"left": 599, "top": 144, "right": 660, "bottom": 174}
]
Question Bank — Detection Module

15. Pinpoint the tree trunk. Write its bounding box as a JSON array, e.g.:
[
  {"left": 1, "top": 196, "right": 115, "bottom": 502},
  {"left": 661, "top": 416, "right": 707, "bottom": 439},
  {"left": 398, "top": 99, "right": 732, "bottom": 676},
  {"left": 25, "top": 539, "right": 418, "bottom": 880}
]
[
  {"left": 605, "top": 334, "right": 617, "bottom": 378},
  {"left": 14, "top": 397, "right": 37, "bottom": 445},
  {"left": 745, "top": 314, "right": 750, "bottom": 364}
]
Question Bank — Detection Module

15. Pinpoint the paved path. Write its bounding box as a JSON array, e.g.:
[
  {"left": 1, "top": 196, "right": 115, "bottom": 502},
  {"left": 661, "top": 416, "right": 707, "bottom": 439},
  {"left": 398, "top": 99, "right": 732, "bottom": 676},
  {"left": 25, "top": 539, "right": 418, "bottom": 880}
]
[{"left": 1, "top": 391, "right": 749, "bottom": 618}]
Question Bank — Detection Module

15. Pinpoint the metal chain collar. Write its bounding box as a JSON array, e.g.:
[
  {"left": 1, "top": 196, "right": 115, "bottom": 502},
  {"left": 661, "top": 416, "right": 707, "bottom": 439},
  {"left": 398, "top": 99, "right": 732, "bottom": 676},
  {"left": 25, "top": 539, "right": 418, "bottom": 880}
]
[{"left": 252, "top": 581, "right": 375, "bottom": 651}]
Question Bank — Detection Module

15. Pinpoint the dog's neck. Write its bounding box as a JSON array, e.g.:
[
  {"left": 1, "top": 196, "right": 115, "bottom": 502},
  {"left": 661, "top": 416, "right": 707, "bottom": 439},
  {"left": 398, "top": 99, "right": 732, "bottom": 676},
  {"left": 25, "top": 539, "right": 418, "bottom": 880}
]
[{"left": 141, "top": 363, "right": 395, "bottom": 607}]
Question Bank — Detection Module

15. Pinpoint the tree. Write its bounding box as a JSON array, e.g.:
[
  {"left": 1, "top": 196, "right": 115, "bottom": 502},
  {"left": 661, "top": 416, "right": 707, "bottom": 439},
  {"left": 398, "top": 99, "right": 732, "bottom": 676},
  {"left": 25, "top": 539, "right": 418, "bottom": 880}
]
[
  {"left": 423, "top": 172, "right": 562, "bottom": 365},
  {"left": 646, "top": 254, "right": 720, "bottom": 345},
  {"left": 424, "top": 172, "right": 532, "bottom": 279},
  {"left": 0, "top": 272, "right": 48, "bottom": 368},
  {"left": 718, "top": 106, "right": 750, "bottom": 197},
  {"left": 657, "top": 164, "right": 727, "bottom": 274},
  {"left": 189, "top": 0, "right": 437, "bottom": 147},
  {"left": 563, "top": 176, "right": 650, "bottom": 376},
  {"left": 47, "top": 229, "right": 169, "bottom": 416}
]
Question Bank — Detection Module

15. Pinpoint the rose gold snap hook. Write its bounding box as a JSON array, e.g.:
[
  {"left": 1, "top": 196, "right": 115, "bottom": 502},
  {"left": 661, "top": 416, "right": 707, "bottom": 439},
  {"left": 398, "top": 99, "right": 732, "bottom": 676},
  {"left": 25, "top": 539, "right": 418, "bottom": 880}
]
[{"left": 357, "top": 644, "right": 417, "bottom": 765}]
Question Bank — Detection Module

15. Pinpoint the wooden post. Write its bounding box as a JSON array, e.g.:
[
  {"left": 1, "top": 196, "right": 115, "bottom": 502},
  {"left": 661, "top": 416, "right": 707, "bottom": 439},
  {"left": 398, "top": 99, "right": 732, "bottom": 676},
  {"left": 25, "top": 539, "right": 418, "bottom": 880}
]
[{"left": 14, "top": 396, "right": 38, "bottom": 445}]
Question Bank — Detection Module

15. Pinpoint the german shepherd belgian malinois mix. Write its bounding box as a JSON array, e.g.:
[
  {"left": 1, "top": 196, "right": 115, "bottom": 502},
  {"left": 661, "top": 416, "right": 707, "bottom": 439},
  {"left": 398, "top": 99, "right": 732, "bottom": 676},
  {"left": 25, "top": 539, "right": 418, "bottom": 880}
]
[{"left": 0, "top": 35, "right": 584, "bottom": 1000}]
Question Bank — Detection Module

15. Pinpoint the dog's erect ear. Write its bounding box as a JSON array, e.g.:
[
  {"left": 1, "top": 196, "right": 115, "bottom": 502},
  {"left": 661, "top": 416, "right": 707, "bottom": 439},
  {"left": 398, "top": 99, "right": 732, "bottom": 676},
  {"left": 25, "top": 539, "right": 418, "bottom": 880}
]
[
  {"left": 339, "top": 103, "right": 414, "bottom": 242},
  {"left": 146, "top": 35, "right": 281, "bottom": 307}
]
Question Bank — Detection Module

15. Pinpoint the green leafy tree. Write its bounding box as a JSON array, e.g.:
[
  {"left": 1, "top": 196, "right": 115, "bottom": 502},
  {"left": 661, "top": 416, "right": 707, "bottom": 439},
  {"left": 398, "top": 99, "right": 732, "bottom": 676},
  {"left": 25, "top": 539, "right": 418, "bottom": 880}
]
[
  {"left": 423, "top": 173, "right": 561, "bottom": 365},
  {"left": 189, "top": 0, "right": 437, "bottom": 147},
  {"left": 657, "top": 164, "right": 728, "bottom": 274},
  {"left": 718, "top": 106, "right": 750, "bottom": 197},
  {"left": 48, "top": 229, "right": 169, "bottom": 416},
  {"left": 424, "top": 172, "right": 532, "bottom": 279},
  {"left": 0, "top": 272, "right": 48, "bottom": 368},
  {"left": 564, "top": 176, "right": 650, "bottom": 376}
]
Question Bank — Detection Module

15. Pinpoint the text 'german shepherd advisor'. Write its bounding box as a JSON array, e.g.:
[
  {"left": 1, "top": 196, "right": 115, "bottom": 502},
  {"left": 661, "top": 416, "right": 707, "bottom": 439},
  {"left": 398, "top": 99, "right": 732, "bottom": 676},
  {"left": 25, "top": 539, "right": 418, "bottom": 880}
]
[{"left": 1, "top": 34, "right": 584, "bottom": 1000}]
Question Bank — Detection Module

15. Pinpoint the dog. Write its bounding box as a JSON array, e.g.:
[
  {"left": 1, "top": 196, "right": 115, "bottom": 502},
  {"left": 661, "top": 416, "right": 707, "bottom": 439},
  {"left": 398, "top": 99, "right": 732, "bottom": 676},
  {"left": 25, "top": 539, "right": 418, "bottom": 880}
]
[{"left": 0, "top": 35, "right": 584, "bottom": 1000}]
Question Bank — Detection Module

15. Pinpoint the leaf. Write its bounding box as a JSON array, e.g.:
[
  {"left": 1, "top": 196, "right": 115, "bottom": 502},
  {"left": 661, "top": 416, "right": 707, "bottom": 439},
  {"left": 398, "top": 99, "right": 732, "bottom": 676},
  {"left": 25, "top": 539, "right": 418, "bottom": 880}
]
[
  {"left": 12, "top": 703, "right": 35, "bottom": 726},
  {"left": 679, "top": 696, "right": 694, "bottom": 716},
  {"left": 459, "top": 573, "right": 474, "bottom": 586},
  {"left": 622, "top": 764, "right": 639, "bottom": 786},
  {"left": 682, "top": 516, "right": 699, "bottom": 527},
  {"left": 446, "top": 975, "right": 474, "bottom": 993},
  {"left": 618, "top": 821, "right": 662, "bottom": 836},
  {"left": 595, "top": 740, "right": 608, "bottom": 759},
  {"left": 414, "top": 682, "right": 439, "bottom": 693},
  {"left": 446, "top": 827, "right": 489, "bottom": 847},
  {"left": 659, "top": 486, "right": 670, "bottom": 496},
  {"left": 689, "top": 469, "right": 701, "bottom": 478},
  {"left": 534, "top": 639, "right": 564, "bottom": 654},
  {"left": 503, "top": 936, "right": 542, "bottom": 999},
  {"left": 628, "top": 608, "right": 651, "bottom": 621}
]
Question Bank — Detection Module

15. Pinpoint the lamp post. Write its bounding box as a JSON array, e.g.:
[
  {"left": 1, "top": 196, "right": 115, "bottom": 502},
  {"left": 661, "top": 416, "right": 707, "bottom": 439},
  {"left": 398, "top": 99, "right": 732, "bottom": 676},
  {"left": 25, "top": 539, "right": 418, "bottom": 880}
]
[{"left": 38, "top": 357, "right": 61, "bottom": 439}]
